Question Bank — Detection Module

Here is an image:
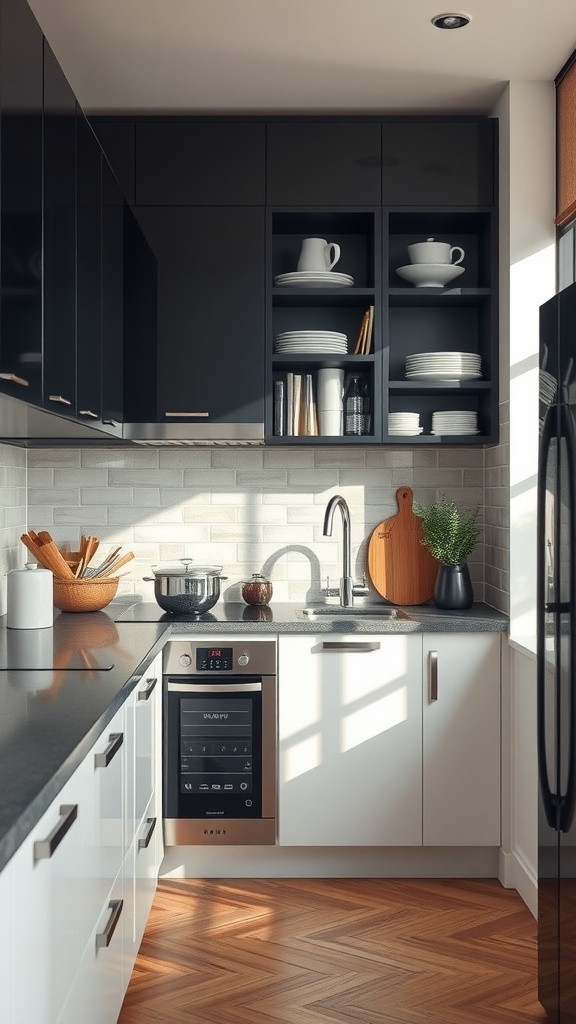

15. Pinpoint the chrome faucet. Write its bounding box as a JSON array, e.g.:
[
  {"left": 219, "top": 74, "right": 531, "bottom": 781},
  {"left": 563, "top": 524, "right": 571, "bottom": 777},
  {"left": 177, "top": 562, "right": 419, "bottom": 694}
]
[{"left": 322, "top": 494, "right": 369, "bottom": 607}]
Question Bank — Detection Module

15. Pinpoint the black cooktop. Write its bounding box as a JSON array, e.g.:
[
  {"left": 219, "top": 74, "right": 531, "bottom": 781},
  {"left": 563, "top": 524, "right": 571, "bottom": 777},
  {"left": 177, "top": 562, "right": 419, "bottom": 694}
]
[{"left": 114, "top": 602, "right": 258, "bottom": 624}]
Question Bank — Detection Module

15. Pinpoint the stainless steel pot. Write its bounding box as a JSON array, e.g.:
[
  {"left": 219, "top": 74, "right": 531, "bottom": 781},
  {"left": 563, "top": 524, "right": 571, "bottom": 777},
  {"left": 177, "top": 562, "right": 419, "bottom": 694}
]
[{"left": 144, "top": 560, "right": 228, "bottom": 615}]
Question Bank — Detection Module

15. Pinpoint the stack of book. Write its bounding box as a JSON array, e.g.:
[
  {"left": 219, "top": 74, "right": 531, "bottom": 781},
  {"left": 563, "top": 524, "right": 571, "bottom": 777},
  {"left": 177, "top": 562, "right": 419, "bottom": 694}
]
[
  {"left": 274, "top": 373, "right": 319, "bottom": 436},
  {"left": 353, "top": 306, "right": 374, "bottom": 355}
]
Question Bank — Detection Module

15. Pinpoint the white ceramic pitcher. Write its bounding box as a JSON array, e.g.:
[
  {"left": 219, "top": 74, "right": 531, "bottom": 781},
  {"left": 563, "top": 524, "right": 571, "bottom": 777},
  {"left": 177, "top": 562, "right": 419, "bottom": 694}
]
[
  {"left": 297, "top": 237, "right": 341, "bottom": 273},
  {"left": 407, "top": 237, "right": 465, "bottom": 266}
]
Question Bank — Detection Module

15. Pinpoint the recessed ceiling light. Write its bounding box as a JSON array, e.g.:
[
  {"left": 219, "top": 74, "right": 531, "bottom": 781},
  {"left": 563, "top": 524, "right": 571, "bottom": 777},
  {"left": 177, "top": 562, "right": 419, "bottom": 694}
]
[{"left": 432, "top": 13, "right": 471, "bottom": 29}]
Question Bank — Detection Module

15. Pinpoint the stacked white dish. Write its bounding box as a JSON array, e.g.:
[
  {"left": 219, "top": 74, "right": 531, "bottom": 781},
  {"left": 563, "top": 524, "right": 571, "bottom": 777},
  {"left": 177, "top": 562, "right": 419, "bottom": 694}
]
[
  {"left": 275, "top": 331, "right": 347, "bottom": 354},
  {"left": 388, "top": 412, "right": 422, "bottom": 436},
  {"left": 405, "top": 351, "right": 481, "bottom": 381},
  {"left": 274, "top": 271, "right": 354, "bottom": 288},
  {"left": 431, "top": 411, "right": 479, "bottom": 435}
]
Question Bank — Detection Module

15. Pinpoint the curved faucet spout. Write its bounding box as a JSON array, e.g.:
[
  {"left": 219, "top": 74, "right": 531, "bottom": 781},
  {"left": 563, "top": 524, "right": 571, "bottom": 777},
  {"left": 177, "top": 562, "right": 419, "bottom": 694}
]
[{"left": 323, "top": 494, "right": 351, "bottom": 579}]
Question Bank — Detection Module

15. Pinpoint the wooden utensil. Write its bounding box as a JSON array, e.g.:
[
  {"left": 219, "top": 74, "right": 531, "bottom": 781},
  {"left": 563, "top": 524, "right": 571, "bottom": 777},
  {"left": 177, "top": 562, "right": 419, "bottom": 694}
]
[{"left": 367, "top": 486, "right": 439, "bottom": 605}]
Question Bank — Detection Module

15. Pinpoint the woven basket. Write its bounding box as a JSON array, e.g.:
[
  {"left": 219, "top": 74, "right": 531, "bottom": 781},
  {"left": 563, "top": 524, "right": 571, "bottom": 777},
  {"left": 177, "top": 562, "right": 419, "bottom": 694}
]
[{"left": 53, "top": 577, "right": 119, "bottom": 613}]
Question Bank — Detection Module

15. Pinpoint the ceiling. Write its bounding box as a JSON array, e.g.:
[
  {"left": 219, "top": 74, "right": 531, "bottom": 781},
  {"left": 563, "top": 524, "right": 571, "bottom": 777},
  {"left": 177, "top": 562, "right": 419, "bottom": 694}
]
[{"left": 26, "top": 0, "right": 576, "bottom": 115}]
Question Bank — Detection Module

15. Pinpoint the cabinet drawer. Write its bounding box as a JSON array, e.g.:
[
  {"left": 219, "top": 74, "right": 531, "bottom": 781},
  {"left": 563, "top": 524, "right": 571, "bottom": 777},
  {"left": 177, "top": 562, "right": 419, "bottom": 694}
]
[
  {"left": 136, "top": 121, "right": 265, "bottom": 205},
  {"left": 267, "top": 122, "right": 382, "bottom": 205}
]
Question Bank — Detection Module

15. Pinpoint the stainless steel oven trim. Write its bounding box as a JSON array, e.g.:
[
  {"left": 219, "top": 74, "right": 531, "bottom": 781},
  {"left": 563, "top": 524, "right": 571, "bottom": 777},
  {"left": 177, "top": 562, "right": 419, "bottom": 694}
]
[{"left": 166, "top": 681, "right": 263, "bottom": 693}]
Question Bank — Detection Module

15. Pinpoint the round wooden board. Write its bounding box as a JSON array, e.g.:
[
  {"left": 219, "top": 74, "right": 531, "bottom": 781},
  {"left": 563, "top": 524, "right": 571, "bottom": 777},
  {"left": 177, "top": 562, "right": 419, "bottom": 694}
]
[{"left": 367, "top": 486, "right": 439, "bottom": 605}]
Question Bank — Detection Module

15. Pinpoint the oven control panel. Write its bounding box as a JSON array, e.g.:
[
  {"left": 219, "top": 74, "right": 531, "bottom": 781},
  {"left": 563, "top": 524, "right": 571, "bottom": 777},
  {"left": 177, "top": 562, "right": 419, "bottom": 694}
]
[{"left": 196, "top": 647, "right": 233, "bottom": 671}]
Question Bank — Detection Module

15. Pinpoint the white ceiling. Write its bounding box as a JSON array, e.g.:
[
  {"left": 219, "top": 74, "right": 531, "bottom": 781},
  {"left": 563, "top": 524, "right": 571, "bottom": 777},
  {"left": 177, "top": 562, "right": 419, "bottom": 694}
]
[{"left": 26, "top": 0, "right": 576, "bottom": 114}]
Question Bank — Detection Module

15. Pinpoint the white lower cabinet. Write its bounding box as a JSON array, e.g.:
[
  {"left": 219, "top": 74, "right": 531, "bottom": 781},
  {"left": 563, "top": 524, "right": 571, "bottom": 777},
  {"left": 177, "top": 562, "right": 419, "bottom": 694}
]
[
  {"left": 13, "top": 763, "right": 87, "bottom": 1024},
  {"left": 422, "top": 632, "right": 501, "bottom": 846},
  {"left": 278, "top": 631, "right": 502, "bottom": 849},
  {"left": 278, "top": 633, "right": 423, "bottom": 845},
  {"left": 6, "top": 650, "right": 164, "bottom": 1024},
  {"left": 0, "top": 857, "right": 14, "bottom": 1024}
]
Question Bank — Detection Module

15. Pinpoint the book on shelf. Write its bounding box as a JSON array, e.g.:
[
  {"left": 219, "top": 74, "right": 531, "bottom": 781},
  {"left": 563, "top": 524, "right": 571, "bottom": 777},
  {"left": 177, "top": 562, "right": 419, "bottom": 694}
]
[
  {"left": 273, "top": 379, "right": 285, "bottom": 435},
  {"left": 277, "top": 372, "right": 320, "bottom": 436},
  {"left": 363, "top": 305, "right": 374, "bottom": 354},
  {"left": 354, "top": 309, "right": 369, "bottom": 355},
  {"left": 286, "top": 372, "right": 294, "bottom": 436}
]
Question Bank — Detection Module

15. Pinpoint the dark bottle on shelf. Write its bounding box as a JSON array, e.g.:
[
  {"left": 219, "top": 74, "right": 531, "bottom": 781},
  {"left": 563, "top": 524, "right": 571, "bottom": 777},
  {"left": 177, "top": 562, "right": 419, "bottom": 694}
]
[{"left": 344, "top": 374, "right": 370, "bottom": 436}]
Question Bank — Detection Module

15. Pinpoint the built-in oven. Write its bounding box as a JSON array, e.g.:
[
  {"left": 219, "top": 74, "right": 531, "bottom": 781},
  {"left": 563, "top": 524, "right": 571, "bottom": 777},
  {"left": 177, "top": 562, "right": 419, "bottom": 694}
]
[{"left": 163, "top": 639, "right": 277, "bottom": 845}]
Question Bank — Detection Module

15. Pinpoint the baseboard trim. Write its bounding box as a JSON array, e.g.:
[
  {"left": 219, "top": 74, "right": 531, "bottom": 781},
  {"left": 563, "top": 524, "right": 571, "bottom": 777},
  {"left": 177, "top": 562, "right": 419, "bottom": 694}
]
[{"left": 498, "top": 848, "right": 537, "bottom": 918}]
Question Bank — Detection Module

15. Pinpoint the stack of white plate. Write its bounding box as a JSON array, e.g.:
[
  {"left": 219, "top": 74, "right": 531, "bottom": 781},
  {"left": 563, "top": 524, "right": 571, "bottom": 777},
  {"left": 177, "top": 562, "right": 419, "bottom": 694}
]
[
  {"left": 405, "top": 351, "right": 481, "bottom": 381},
  {"left": 274, "top": 271, "right": 354, "bottom": 288},
  {"left": 388, "top": 412, "right": 422, "bottom": 436},
  {"left": 431, "top": 411, "right": 479, "bottom": 435},
  {"left": 275, "top": 331, "right": 347, "bottom": 354}
]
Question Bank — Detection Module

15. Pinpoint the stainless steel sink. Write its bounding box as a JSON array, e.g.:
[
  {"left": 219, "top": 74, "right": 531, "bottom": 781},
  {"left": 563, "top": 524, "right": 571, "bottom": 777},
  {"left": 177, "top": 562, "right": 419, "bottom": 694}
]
[{"left": 296, "top": 605, "right": 408, "bottom": 619}]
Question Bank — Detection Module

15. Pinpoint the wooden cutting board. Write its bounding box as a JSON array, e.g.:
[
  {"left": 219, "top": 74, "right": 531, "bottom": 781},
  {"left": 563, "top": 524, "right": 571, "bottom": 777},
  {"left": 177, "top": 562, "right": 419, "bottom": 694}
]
[{"left": 367, "top": 486, "right": 439, "bottom": 605}]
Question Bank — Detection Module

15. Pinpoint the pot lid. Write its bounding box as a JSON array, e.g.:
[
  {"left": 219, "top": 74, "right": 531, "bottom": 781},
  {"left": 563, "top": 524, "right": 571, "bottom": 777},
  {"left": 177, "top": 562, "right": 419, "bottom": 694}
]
[{"left": 150, "top": 559, "right": 223, "bottom": 577}]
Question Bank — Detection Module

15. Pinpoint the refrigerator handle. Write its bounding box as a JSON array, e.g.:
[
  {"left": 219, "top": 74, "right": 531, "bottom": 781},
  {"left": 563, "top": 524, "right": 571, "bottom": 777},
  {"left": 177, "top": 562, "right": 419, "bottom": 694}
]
[
  {"left": 537, "top": 402, "right": 558, "bottom": 830},
  {"left": 558, "top": 403, "right": 576, "bottom": 833}
]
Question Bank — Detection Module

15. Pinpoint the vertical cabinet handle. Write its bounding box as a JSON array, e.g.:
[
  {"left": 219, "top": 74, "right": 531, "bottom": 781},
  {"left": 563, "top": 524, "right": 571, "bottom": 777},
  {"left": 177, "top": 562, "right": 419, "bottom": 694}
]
[
  {"left": 138, "top": 676, "right": 157, "bottom": 701},
  {"left": 94, "top": 732, "right": 123, "bottom": 768},
  {"left": 96, "top": 899, "right": 123, "bottom": 949},
  {"left": 138, "top": 817, "right": 157, "bottom": 851},
  {"left": 429, "top": 650, "right": 438, "bottom": 702},
  {"left": 33, "top": 804, "right": 78, "bottom": 861}
]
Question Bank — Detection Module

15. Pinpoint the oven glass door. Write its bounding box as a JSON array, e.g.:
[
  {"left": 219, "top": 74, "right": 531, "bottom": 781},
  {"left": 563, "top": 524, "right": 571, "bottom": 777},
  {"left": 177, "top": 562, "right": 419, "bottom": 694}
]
[{"left": 164, "top": 677, "right": 263, "bottom": 820}]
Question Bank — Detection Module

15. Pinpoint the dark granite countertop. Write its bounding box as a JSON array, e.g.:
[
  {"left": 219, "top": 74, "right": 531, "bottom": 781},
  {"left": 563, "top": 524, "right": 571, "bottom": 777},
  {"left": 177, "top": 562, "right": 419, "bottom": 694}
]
[
  {"left": 0, "top": 611, "right": 169, "bottom": 872},
  {"left": 0, "top": 598, "right": 507, "bottom": 873}
]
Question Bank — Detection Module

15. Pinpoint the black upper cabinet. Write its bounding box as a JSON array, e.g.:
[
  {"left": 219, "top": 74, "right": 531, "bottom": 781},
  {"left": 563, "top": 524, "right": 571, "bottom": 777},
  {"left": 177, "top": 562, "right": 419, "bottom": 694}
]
[
  {"left": 136, "top": 206, "right": 264, "bottom": 423},
  {"left": 123, "top": 205, "right": 158, "bottom": 423},
  {"left": 100, "top": 160, "right": 125, "bottom": 434},
  {"left": 381, "top": 120, "right": 496, "bottom": 207},
  {"left": 76, "top": 112, "right": 103, "bottom": 425},
  {"left": 43, "top": 40, "right": 77, "bottom": 415},
  {"left": 135, "top": 122, "right": 265, "bottom": 205},
  {"left": 90, "top": 118, "right": 135, "bottom": 205},
  {"left": 266, "top": 122, "right": 382, "bottom": 206},
  {"left": 0, "top": 0, "right": 43, "bottom": 403}
]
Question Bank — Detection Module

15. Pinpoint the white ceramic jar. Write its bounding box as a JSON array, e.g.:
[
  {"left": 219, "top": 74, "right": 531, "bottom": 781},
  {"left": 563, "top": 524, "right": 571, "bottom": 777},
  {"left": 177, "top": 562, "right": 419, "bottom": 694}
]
[{"left": 7, "top": 563, "right": 53, "bottom": 629}]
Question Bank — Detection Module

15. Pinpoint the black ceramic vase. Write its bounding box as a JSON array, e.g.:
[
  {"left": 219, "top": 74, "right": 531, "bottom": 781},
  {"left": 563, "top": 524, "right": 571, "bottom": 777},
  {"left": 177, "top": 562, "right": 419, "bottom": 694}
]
[{"left": 433, "top": 562, "right": 473, "bottom": 610}]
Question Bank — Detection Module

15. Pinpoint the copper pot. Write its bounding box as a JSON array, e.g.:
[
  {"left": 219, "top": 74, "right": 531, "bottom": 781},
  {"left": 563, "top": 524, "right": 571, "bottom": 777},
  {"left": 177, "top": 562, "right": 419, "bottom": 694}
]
[{"left": 241, "top": 573, "right": 273, "bottom": 606}]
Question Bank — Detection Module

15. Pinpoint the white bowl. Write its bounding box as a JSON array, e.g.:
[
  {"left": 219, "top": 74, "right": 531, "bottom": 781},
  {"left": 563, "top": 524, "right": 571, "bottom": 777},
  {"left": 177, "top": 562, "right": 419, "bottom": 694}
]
[{"left": 396, "top": 264, "right": 465, "bottom": 288}]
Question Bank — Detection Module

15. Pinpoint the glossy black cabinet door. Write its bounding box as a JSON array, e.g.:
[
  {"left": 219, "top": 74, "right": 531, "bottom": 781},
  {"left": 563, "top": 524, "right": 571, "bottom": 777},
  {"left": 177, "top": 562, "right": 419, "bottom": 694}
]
[
  {"left": 266, "top": 122, "right": 382, "bottom": 206},
  {"left": 43, "top": 40, "right": 77, "bottom": 416},
  {"left": 76, "top": 112, "right": 103, "bottom": 425},
  {"left": 0, "top": 0, "right": 43, "bottom": 403},
  {"left": 101, "top": 160, "right": 124, "bottom": 434},
  {"left": 135, "top": 122, "right": 265, "bottom": 205},
  {"left": 90, "top": 118, "right": 135, "bottom": 205},
  {"left": 123, "top": 205, "right": 158, "bottom": 422},
  {"left": 381, "top": 120, "right": 496, "bottom": 206},
  {"left": 136, "top": 206, "right": 265, "bottom": 422}
]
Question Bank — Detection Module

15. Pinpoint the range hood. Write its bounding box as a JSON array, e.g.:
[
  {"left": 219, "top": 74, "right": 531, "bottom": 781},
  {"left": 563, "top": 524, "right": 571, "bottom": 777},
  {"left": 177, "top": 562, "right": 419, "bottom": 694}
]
[{"left": 122, "top": 421, "right": 265, "bottom": 446}]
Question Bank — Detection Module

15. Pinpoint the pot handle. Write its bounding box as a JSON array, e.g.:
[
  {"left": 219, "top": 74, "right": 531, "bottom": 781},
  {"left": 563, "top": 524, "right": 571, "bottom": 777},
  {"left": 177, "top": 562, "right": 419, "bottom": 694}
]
[
  {"left": 142, "top": 577, "right": 155, "bottom": 582},
  {"left": 218, "top": 576, "right": 229, "bottom": 581}
]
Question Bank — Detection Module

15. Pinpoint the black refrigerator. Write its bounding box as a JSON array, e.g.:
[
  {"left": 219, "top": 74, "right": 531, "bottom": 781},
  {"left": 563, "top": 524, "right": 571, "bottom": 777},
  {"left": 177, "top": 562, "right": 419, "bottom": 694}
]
[{"left": 538, "top": 281, "right": 576, "bottom": 1023}]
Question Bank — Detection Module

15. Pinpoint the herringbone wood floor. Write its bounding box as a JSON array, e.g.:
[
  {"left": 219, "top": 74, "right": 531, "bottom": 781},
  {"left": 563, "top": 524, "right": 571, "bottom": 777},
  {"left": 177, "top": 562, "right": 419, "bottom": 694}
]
[{"left": 118, "top": 878, "right": 545, "bottom": 1024}]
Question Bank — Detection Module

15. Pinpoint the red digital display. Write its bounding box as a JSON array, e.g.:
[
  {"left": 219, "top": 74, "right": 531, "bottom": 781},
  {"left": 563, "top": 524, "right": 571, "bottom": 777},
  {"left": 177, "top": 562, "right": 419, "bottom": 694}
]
[{"left": 209, "top": 648, "right": 222, "bottom": 657}]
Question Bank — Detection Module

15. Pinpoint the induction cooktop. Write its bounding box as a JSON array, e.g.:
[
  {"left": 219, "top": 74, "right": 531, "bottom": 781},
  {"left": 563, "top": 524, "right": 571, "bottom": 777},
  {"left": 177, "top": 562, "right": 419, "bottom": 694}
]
[{"left": 114, "top": 602, "right": 254, "bottom": 624}]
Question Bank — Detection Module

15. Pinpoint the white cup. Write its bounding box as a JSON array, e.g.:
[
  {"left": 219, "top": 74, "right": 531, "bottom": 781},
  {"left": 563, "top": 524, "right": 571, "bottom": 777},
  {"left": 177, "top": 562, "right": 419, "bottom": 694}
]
[
  {"left": 297, "top": 237, "right": 341, "bottom": 273},
  {"left": 407, "top": 238, "right": 465, "bottom": 266},
  {"left": 319, "top": 410, "right": 343, "bottom": 436},
  {"left": 317, "top": 368, "right": 345, "bottom": 408}
]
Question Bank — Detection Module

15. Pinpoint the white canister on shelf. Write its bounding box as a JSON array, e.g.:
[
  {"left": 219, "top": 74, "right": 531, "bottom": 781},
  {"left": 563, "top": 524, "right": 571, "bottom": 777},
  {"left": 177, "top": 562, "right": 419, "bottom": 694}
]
[{"left": 7, "top": 563, "right": 53, "bottom": 629}]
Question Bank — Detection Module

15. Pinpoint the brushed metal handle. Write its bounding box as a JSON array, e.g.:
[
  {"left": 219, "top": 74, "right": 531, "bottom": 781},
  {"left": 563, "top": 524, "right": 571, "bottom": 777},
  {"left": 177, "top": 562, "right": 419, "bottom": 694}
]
[
  {"left": 49, "top": 394, "right": 72, "bottom": 406},
  {"left": 429, "top": 650, "right": 438, "bottom": 702},
  {"left": 33, "top": 804, "right": 78, "bottom": 861},
  {"left": 164, "top": 411, "right": 210, "bottom": 418},
  {"left": 0, "top": 372, "right": 29, "bottom": 387},
  {"left": 78, "top": 409, "right": 98, "bottom": 418},
  {"left": 96, "top": 899, "right": 123, "bottom": 949},
  {"left": 138, "top": 816, "right": 156, "bottom": 851},
  {"left": 102, "top": 419, "right": 119, "bottom": 427},
  {"left": 321, "top": 642, "right": 380, "bottom": 652},
  {"left": 94, "top": 732, "right": 123, "bottom": 768},
  {"left": 138, "top": 676, "right": 157, "bottom": 701}
]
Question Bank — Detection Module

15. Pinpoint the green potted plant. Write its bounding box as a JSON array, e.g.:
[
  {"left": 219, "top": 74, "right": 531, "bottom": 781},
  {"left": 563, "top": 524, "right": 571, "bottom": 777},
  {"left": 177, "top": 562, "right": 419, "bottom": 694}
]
[{"left": 413, "top": 495, "right": 482, "bottom": 609}]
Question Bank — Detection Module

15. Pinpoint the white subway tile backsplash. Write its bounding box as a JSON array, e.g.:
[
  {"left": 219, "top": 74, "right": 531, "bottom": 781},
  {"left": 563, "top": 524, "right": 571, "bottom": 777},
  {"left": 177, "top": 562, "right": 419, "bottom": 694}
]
[{"left": 12, "top": 445, "right": 508, "bottom": 611}]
